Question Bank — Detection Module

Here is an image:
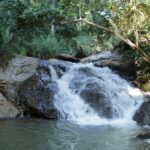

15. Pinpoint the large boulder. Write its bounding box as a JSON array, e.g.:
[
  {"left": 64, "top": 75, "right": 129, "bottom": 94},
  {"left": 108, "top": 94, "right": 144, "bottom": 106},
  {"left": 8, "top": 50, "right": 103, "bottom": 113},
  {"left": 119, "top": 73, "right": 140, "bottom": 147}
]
[
  {"left": 80, "top": 79, "right": 113, "bottom": 118},
  {"left": 133, "top": 95, "right": 150, "bottom": 126},
  {"left": 93, "top": 58, "right": 135, "bottom": 78},
  {"left": 18, "top": 74, "right": 59, "bottom": 119},
  {"left": 0, "top": 93, "right": 20, "bottom": 119},
  {"left": 0, "top": 55, "right": 38, "bottom": 104},
  {"left": 0, "top": 56, "right": 72, "bottom": 119},
  {"left": 80, "top": 51, "right": 136, "bottom": 79}
]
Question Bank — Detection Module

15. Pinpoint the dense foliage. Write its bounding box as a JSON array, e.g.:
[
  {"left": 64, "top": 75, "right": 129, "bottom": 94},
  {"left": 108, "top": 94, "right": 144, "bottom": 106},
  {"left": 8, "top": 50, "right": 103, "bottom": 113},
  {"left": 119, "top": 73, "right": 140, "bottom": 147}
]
[
  {"left": 0, "top": 0, "right": 120, "bottom": 59},
  {"left": 0, "top": 0, "right": 149, "bottom": 89}
]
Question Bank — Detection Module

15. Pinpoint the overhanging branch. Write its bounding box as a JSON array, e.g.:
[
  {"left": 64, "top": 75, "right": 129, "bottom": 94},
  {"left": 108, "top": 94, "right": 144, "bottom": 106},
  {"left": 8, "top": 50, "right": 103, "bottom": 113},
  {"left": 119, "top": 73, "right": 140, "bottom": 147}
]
[{"left": 61, "top": 18, "right": 150, "bottom": 63}]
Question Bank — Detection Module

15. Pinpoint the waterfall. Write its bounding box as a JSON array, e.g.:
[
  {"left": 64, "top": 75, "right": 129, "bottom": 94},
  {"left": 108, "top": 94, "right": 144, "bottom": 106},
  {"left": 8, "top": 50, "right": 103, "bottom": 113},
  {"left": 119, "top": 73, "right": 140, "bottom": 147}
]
[
  {"left": 49, "top": 65, "right": 58, "bottom": 81},
  {"left": 48, "top": 53, "right": 145, "bottom": 126}
]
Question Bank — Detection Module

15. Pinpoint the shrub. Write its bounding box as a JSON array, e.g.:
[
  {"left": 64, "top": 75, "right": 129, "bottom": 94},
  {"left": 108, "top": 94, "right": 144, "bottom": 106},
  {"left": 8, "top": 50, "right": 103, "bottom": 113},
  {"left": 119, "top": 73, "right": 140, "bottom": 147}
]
[{"left": 28, "top": 34, "right": 70, "bottom": 58}]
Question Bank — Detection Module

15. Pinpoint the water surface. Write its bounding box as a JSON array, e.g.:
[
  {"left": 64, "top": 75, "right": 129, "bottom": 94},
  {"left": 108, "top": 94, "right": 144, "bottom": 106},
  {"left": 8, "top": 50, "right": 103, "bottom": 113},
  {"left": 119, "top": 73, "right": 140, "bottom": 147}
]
[{"left": 0, "top": 119, "right": 150, "bottom": 150}]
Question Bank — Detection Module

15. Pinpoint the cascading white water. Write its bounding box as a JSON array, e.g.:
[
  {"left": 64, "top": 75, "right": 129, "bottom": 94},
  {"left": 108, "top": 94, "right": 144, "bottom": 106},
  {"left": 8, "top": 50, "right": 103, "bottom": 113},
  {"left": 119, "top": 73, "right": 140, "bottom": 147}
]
[
  {"left": 48, "top": 65, "right": 58, "bottom": 81},
  {"left": 49, "top": 52, "right": 145, "bottom": 126}
]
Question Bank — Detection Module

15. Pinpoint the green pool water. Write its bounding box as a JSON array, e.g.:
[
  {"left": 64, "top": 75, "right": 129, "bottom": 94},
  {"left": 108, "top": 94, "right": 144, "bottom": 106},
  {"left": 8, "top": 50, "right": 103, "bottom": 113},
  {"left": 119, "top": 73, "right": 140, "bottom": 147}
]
[{"left": 0, "top": 119, "right": 150, "bottom": 150}]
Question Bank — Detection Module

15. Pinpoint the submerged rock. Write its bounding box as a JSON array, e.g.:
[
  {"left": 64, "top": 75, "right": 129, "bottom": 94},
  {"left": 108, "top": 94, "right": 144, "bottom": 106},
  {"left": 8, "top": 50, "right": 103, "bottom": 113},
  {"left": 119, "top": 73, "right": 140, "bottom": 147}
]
[
  {"left": 133, "top": 95, "right": 150, "bottom": 126},
  {"left": 0, "top": 93, "right": 20, "bottom": 119},
  {"left": 136, "top": 132, "right": 150, "bottom": 139}
]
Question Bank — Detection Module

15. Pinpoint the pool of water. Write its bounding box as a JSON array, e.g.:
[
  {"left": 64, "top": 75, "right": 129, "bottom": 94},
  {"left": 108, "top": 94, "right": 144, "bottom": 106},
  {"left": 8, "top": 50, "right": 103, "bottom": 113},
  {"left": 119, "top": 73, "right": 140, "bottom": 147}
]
[{"left": 0, "top": 119, "right": 150, "bottom": 150}]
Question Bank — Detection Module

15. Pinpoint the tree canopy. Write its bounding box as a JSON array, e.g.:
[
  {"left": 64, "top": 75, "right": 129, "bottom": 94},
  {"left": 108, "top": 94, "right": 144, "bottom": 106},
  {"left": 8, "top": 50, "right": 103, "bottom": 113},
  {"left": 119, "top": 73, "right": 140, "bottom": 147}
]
[{"left": 0, "top": 0, "right": 149, "bottom": 62}]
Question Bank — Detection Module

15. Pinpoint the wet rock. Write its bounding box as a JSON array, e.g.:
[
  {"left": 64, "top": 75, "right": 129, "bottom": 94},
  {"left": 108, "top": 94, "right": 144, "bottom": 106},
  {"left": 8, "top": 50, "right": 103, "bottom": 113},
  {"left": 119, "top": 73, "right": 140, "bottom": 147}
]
[
  {"left": 41, "top": 59, "right": 73, "bottom": 77},
  {"left": 93, "top": 59, "right": 136, "bottom": 78},
  {"left": 80, "top": 51, "right": 115, "bottom": 63},
  {"left": 70, "top": 67, "right": 97, "bottom": 92},
  {"left": 0, "top": 93, "right": 20, "bottom": 119},
  {"left": 70, "top": 67, "right": 113, "bottom": 118},
  {"left": 57, "top": 53, "right": 78, "bottom": 62},
  {"left": 0, "top": 56, "right": 72, "bottom": 119},
  {"left": 133, "top": 95, "right": 150, "bottom": 126},
  {"left": 19, "top": 75, "right": 59, "bottom": 119},
  {"left": 80, "top": 79, "right": 113, "bottom": 118},
  {"left": 78, "top": 67, "right": 95, "bottom": 77},
  {"left": 80, "top": 51, "right": 136, "bottom": 79},
  {"left": 136, "top": 132, "right": 150, "bottom": 139}
]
